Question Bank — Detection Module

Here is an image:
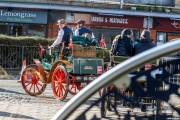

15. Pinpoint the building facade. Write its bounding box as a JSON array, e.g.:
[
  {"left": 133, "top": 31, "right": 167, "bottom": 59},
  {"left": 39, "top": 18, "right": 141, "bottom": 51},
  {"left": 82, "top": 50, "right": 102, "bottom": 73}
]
[{"left": 0, "top": 0, "right": 180, "bottom": 49}]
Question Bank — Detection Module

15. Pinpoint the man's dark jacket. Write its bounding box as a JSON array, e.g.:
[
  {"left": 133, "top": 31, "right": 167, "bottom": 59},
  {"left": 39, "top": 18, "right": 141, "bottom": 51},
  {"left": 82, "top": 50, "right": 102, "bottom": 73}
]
[{"left": 134, "top": 38, "right": 156, "bottom": 55}]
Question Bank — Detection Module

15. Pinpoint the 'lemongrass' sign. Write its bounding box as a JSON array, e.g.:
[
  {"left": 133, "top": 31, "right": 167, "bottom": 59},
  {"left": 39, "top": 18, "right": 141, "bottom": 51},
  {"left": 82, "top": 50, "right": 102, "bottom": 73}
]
[{"left": 0, "top": 10, "right": 47, "bottom": 24}]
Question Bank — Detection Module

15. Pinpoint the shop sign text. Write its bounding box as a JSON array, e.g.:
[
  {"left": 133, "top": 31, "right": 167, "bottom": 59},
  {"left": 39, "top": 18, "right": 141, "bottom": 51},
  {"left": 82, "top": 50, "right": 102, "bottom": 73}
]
[
  {"left": 91, "top": 16, "right": 128, "bottom": 24},
  {"left": 171, "top": 21, "right": 180, "bottom": 29},
  {"left": 1, "top": 10, "right": 36, "bottom": 19},
  {"left": 0, "top": 10, "right": 47, "bottom": 24}
]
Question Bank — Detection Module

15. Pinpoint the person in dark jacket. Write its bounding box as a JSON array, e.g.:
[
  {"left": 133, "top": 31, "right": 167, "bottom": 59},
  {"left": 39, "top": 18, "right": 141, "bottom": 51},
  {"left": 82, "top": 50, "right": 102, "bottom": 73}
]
[
  {"left": 74, "top": 19, "right": 95, "bottom": 38},
  {"left": 110, "top": 29, "right": 133, "bottom": 67},
  {"left": 116, "top": 29, "right": 134, "bottom": 56},
  {"left": 134, "top": 29, "right": 156, "bottom": 55},
  {"left": 51, "top": 19, "right": 73, "bottom": 59}
]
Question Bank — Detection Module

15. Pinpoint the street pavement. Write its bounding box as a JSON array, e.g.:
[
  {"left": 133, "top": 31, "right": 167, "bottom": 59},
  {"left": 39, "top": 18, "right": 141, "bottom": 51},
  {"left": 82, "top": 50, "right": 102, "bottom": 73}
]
[{"left": 0, "top": 79, "right": 179, "bottom": 120}]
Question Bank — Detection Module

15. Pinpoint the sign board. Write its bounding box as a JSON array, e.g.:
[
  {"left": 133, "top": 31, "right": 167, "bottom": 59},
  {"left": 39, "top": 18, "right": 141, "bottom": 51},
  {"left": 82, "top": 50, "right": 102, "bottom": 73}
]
[
  {"left": 0, "top": 10, "right": 47, "bottom": 24},
  {"left": 143, "top": 17, "right": 153, "bottom": 28},
  {"left": 48, "top": 12, "right": 65, "bottom": 22},
  {"left": 153, "top": 18, "right": 180, "bottom": 31},
  {"left": 89, "top": 15, "right": 144, "bottom": 28},
  {"left": 74, "top": 13, "right": 144, "bottom": 28},
  {"left": 65, "top": 13, "right": 74, "bottom": 23}
]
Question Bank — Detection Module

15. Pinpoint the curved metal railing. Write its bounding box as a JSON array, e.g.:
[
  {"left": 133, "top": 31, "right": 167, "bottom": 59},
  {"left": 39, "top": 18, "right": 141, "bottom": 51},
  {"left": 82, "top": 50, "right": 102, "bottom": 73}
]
[{"left": 51, "top": 39, "right": 180, "bottom": 120}]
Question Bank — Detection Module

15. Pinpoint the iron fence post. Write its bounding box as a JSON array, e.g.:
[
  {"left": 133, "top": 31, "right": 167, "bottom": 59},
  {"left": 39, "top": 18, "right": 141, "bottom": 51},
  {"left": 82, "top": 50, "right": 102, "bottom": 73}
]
[{"left": 22, "top": 46, "right": 24, "bottom": 64}]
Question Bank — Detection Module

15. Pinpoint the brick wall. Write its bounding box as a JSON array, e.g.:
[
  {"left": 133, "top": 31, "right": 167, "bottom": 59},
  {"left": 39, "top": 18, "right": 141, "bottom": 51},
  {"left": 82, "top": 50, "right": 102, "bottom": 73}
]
[{"left": 47, "top": 22, "right": 59, "bottom": 38}]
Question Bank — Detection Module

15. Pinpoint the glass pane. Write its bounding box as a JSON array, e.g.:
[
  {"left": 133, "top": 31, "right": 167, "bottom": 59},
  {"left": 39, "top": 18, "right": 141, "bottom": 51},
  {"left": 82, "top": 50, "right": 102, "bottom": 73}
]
[
  {"left": 27, "top": 24, "right": 46, "bottom": 37},
  {"left": 8, "top": 23, "right": 23, "bottom": 36},
  {"left": 0, "top": 23, "right": 7, "bottom": 35},
  {"left": 156, "top": 32, "right": 167, "bottom": 46},
  {"left": 168, "top": 32, "right": 180, "bottom": 41},
  {"left": 132, "top": 30, "right": 140, "bottom": 41}
]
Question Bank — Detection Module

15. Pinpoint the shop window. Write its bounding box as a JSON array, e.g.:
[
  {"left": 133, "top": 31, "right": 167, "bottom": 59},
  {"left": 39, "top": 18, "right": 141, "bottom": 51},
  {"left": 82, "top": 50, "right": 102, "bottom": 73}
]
[
  {"left": 110, "top": 36, "right": 115, "bottom": 44},
  {"left": 0, "top": 23, "right": 8, "bottom": 35},
  {"left": 167, "top": 33, "right": 180, "bottom": 41},
  {"left": 132, "top": 30, "right": 140, "bottom": 41},
  {"left": 27, "top": 24, "right": 46, "bottom": 37},
  {"left": 156, "top": 32, "right": 167, "bottom": 46},
  {"left": 8, "top": 23, "right": 24, "bottom": 36}
]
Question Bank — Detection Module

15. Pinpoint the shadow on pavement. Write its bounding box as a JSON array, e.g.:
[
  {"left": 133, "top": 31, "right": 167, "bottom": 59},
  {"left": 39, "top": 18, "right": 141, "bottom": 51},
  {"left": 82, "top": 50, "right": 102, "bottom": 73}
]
[
  {"left": 0, "top": 111, "right": 39, "bottom": 119},
  {"left": 0, "top": 88, "right": 26, "bottom": 95}
]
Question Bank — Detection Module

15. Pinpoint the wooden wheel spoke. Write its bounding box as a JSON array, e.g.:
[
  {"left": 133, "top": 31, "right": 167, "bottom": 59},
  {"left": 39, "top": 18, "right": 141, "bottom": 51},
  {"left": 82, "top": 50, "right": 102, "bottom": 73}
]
[
  {"left": 35, "top": 84, "right": 40, "bottom": 92},
  {"left": 62, "top": 85, "right": 66, "bottom": 92},
  {"left": 60, "top": 78, "right": 66, "bottom": 83},
  {"left": 37, "top": 82, "right": 43, "bottom": 87},
  {"left": 58, "top": 70, "right": 61, "bottom": 75},
  {"left": 33, "top": 84, "right": 36, "bottom": 93},
  {"left": 25, "top": 83, "right": 31, "bottom": 87},
  {"left": 61, "top": 73, "right": 65, "bottom": 79},
  {"left": 29, "top": 84, "right": 33, "bottom": 91},
  {"left": 25, "top": 73, "right": 32, "bottom": 79},
  {"left": 34, "top": 74, "right": 40, "bottom": 80},
  {"left": 55, "top": 85, "right": 58, "bottom": 89},
  {"left": 59, "top": 69, "right": 63, "bottom": 74},
  {"left": 54, "top": 75, "right": 59, "bottom": 81},
  {"left": 58, "top": 86, "right": 62, "bottom": 97},
  {"left": 70, "top": 85, "right": 75, "bottom": 91}
]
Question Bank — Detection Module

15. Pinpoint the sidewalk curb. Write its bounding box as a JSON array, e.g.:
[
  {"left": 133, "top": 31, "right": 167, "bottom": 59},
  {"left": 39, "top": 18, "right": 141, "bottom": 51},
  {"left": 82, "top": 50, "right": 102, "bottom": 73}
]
[{"left": 0, "top": 75, "right": 20, "bottom": 80}]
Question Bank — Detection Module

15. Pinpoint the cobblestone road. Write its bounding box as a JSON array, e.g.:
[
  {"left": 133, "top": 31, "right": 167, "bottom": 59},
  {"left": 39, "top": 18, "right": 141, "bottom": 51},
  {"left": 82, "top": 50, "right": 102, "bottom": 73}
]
[{"left": 0, "top": 80, "right": 179, "bottom": 120}]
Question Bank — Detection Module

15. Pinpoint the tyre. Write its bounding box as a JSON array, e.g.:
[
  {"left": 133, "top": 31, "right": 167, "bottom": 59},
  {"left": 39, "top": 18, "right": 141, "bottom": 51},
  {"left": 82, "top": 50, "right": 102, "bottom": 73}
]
[
  {"left": 52, "top": 65, "right": 68, "bottom": 101},
  {"left": 101, "top": 87, "right": 112, "bottom": 118},
  {"left": 69, "top": 82, "right": 81, "bottom": 95},
  {"left": 21, "top": 64, "right": 46, "bottom": 96},
  {"left": 101, "top": 88, "right": 107, "bottom": 118}
]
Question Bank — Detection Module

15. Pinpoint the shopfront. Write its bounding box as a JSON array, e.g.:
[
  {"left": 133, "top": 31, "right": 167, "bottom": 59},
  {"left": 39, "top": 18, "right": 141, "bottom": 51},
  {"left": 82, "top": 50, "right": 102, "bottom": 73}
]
[
  {"left": 152, "top": 18, "right": 180, "bottom": 46},
  {"left": 0, "top": 9, "right": 47, "bottom": 37},
  {"left": 74, "top": 13, "right": 144, "bottom": 48},
  {"left": 47, "top": 12, "right": 77, "bottom": 38}
]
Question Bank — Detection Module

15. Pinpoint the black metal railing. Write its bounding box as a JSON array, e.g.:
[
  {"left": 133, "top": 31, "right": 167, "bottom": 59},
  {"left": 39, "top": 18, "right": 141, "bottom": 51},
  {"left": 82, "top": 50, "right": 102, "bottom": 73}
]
[{"left": 0, "top": 45, "right": 40, "bottom": 70}]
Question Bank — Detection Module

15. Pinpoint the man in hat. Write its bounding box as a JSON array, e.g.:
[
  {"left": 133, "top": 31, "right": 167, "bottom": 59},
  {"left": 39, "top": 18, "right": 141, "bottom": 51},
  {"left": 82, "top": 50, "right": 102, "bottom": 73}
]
[
  {"left": 74, "top": 19, "right": 95, "bottom": 38},
  {"left": 51, "top": 19, "right": 73, "bottom": 59}
]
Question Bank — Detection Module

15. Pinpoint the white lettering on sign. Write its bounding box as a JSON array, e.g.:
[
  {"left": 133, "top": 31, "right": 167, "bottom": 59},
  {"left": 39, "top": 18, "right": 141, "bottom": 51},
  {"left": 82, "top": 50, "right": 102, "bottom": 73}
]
[
  {"left": 105, "top": 17, "right": 108, "bottom": 22},
  {"left": 91, "top": 16, "right": 104, "bottom": 22},
  {"left": 109, "top": 18, "right": 128, "bottom": 24},
  {"left": 171, "top": 21, "right": 180, "bottom": 28},
  {"left": 91, "top": 16, "right": 129, "bottom": 24},
  {"left": 0, "top": 10, "right": 36, "bottom": 19}
]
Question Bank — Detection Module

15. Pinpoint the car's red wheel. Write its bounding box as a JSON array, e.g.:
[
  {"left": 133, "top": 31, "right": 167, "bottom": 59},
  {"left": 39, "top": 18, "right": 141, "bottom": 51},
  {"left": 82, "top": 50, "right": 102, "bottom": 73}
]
[
  {"left": 21, "top": 65, "right": 46, "bottom": 96},
  {"left": 69, "top": 82, "right": 82, "bottom": 95},
  {"left": 52, "top": 65, "right": 68, "bottom": 101}
]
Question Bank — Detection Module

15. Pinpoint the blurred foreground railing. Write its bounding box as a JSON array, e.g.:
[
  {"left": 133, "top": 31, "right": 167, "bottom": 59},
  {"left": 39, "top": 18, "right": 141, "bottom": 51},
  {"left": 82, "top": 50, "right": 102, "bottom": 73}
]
[{"left": 51, "top": 39, "right": 180, "bottom": 120}]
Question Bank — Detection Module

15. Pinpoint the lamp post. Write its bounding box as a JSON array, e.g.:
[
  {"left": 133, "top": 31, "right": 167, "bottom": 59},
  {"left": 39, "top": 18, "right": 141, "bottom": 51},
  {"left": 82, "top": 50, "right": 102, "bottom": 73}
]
[{"left": 120, "top": 0, "right": 124, "bottom": 9}]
